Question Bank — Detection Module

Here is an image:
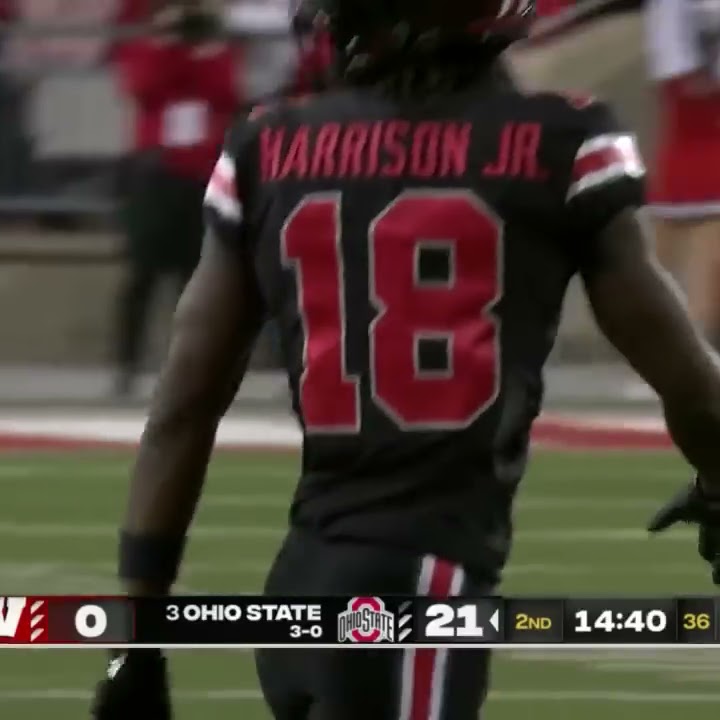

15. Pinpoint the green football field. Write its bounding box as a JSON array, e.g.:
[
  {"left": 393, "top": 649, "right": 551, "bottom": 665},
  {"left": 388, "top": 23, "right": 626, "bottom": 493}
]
[{"left": 1, "top": 447, "right": 719, "bottom": 719}]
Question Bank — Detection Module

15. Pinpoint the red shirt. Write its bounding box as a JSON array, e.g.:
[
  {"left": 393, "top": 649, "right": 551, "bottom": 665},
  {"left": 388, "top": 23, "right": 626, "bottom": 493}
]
[
  {"left": 119, "top": 39, "right": 240, "bottom": 181},
  {"left": 536, "top": 0, "right": 573, "bottom": 16},
  {"left": 0, "top": 0, "right": 13, "bottom": 21},
  {"left": 115, "top": 0, "right": 150, "bottom": 24}
]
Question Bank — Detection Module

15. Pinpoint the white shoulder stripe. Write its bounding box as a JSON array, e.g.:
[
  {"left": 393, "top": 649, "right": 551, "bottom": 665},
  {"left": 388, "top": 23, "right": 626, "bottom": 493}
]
[
  {"left": 575, "top": 133, "right": 636, "bottom": 159},
  {"left": 567, "top": 162, "right": 645, "bottom": 201},
  {"left": 204, "top": 153, "right": 243, "bottom": 223},
  {"left": 568, "top": 133, "right": 645, "bottom": 201}
]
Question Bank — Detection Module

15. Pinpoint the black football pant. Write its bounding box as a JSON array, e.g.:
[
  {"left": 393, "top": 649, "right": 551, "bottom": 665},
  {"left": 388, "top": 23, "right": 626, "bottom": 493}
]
[
  {"left": 255, "top": 527, "right": 493, "bottom": 720},
  {"left": 115, "top": 157, "right": 205, "bottom": 385}
]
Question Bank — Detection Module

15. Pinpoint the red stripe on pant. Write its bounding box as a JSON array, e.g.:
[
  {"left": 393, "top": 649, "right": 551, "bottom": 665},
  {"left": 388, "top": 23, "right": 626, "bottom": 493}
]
[{"left": 402, "top": 555, "right": 462, "bottom": 720}]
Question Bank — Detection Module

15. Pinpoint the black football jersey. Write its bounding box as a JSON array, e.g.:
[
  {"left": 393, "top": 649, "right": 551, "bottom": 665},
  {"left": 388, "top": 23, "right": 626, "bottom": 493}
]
[{"left": 204, "top": 70, "right": 645, "bottom": 580}]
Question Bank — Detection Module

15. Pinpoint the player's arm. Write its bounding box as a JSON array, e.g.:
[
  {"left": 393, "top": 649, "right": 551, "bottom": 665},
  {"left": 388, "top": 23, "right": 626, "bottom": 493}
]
[
  {"left": 559, "top": 102, "right": 720, "bottom": 487},
  {"left": 92, "top": 221, "right": 262, "bottom": 719},
  {"left": 93, "top": 122, "right": 263, "bottom": 720},
  {"left": 563, "top": 103, "right": 720, "bottom": 576},
  {"left": 581, "top": 208, "right": 720, "bottom": 486},
  {"left": 559, "top": 98, "right": 720, "bottom": 487},
  {"left": 119, "top": 131, "right": 264, "bottom": 597}
]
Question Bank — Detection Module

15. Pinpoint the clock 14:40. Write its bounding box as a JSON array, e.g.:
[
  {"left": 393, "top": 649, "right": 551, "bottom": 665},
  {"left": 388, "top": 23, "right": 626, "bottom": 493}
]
[{"left": 575, "top": 608, "right": 667, "bottom": 633}]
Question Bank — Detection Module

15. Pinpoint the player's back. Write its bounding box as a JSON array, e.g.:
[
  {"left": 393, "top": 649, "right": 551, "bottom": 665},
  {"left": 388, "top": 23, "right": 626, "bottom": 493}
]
[{"left": 216, "top": 64, "right": 644, "bottom": 578}]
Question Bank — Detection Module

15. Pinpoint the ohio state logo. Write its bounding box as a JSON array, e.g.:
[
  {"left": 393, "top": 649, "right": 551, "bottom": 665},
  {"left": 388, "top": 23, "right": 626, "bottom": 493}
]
[{"left": 337, "top": 597, "right": 395, "bottom": 643}]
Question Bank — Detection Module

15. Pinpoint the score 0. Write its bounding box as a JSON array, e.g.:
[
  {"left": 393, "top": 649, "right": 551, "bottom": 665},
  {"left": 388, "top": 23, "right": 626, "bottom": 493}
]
[
  {"left": 75, "top": 604, "right": 109, "bottom": 639},
  {"left": 54, "top": 598, "right": 131, "bottom": 644}
]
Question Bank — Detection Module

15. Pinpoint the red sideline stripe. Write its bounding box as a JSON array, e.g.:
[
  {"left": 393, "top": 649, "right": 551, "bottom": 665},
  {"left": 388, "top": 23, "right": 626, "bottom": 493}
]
[{"left": 531, "top": 420, "right": 673, "bottom": 450}]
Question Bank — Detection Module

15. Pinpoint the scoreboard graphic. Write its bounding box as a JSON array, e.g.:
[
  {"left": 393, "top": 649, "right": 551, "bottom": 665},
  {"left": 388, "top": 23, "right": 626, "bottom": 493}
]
[{"left": 0, "top": 595, "right": 718, "bottom": 647}]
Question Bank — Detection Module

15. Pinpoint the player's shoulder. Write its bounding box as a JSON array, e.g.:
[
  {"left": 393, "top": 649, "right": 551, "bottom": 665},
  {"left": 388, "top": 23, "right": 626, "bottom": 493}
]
[
  {"left": 489, "top": 88, "right": 645, "bottom": 227},
  {"left": 535, "top": 92, "right": 646, "bottom": 231},
  {"left": 222, "top": 90, "right": 357, "bottom": 154},
  {"left": 514, "top": 89, "right": 622, "bottom": 136},
  {"left": 507, "top": 89, "right": 640, "bottom": 185},
  {"left": 240, "top": 89, "right": 356, "bottom": 126},
  {"left": 520, "top": 89, "right": 602, "bottom": 112}
]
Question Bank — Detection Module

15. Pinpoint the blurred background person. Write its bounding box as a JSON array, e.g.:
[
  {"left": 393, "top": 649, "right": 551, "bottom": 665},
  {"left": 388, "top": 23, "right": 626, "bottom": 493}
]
[
  {"left": 113, "top": 0, "right": 239, "bottom": 396},
  {"left": 646, "top": 0, "right": 720, "bottom": 347},
  {"left": 0, "top": 0, "right": 33, "bottom": 199},
  {"left": 25, "top": 0, "right": 115, "bottom": 66},
  {"left": 289, "top": 0, "right": 334, "bottom": 94},
  {"left": 223, "top": 0, "right": 296, "bottom": 100}
]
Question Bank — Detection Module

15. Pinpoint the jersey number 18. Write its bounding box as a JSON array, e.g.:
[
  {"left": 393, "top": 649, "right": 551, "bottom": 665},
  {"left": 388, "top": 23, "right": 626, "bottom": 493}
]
[{"left": 282, "top": 189, "right": 503, "bottom": 433}]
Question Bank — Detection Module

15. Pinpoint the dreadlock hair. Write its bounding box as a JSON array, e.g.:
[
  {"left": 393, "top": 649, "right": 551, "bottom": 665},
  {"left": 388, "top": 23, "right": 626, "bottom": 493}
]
[
  {"left": 339, "top": 32, "right": 516, "bottom": 97},
  {"left": 322, "top": 0, "right": 521, "bottom": 99}
]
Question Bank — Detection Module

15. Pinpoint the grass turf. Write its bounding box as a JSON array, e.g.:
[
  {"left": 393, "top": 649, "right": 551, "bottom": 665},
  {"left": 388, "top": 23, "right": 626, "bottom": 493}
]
[{"left": 0, "top": 447, "right": 718, "bottom": 719}]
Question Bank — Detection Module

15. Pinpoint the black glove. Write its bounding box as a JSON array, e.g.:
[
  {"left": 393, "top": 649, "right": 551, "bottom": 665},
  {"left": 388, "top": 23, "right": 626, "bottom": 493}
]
[
  {"left": 91, "top": 649, "right": 172, "bottom": 720},
  {"left": 648, "top": 478, "right": 720, "bottom": 585}
]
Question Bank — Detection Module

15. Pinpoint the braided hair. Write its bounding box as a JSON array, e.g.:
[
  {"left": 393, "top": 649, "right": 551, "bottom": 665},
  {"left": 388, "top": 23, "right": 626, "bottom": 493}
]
[
  {"left": 343, "top": 32, "right": 516, "bottom": 97},
  {"left": 317, "top": 0, "right": 528, "bottom": 97}
]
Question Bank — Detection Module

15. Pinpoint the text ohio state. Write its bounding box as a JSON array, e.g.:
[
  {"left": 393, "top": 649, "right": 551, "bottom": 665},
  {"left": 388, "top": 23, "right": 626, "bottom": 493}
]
[{"left": 165, "top": 602, "right": 322, "bottom": 623}]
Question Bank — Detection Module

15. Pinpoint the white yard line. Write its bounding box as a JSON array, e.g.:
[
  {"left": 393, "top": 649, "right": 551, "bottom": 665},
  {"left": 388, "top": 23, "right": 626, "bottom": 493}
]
[
  {"left": 201, "top": 495, "right": 658, "bottom": 510},
  {"left": 0, "top": 469, "right": 295, "bottom": 484},
  {"left": 518, "top": 528, "right": 692, "bottom": 541},
  {"left": 0, "top": 522, "right": 285, "bottom": 539},
  {"left": 0, "top": 561, "right": 270, "bottom": 576},
  {"left": 0, "top": 562, "right": 197, "bottom": 595},
  {"left": 203, "top": 494, "right": 289, "bottom": 508},
  {"left": 0, "top": 417, "right": 303, "bottom": 447},
  {"left": 508, "top": 650, "right": 720, "bottom": 684},
  {"left": 0, "top": 689, "right": 263, "bottom": 701},
  {"left": 0, "top": 523, "right": 694, "bottom": 542},
  {"left": 509, "top": 649, "right": 720, "bottom": 661},
  {"left": 593, "top": 661, "right": 720, "bottom": 673},
  {"left": 0, "top": 689, "right": 718, "bottom": 704},
  {"left": 0, "top": 560, "right": 705, "bottom": 582},
  {"left": 544, "top": 416, "right": 666, "bottom": 432},
  {"left": 518, "top": 497, "right": 656, "bottom": 509},
  {"left": 490, "top": 691, "right": 720, "bottom": 703}
]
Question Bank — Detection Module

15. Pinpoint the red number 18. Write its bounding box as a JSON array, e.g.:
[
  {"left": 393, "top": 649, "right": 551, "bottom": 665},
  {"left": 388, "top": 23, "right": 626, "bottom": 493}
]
[{"left": 282, "top": 190, "right": 503, "bottom": 433}]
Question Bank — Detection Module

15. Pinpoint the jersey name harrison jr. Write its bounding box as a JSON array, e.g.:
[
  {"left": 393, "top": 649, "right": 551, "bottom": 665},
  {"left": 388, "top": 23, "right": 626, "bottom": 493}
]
[{"left": 260, "top": 121, "right": 547, "bottom": 183}]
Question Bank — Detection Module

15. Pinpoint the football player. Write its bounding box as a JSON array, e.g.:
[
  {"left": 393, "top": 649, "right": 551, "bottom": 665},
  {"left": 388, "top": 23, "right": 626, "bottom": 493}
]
[{"left": 93, "top": 0, "right": 720, "bottom": 718}]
